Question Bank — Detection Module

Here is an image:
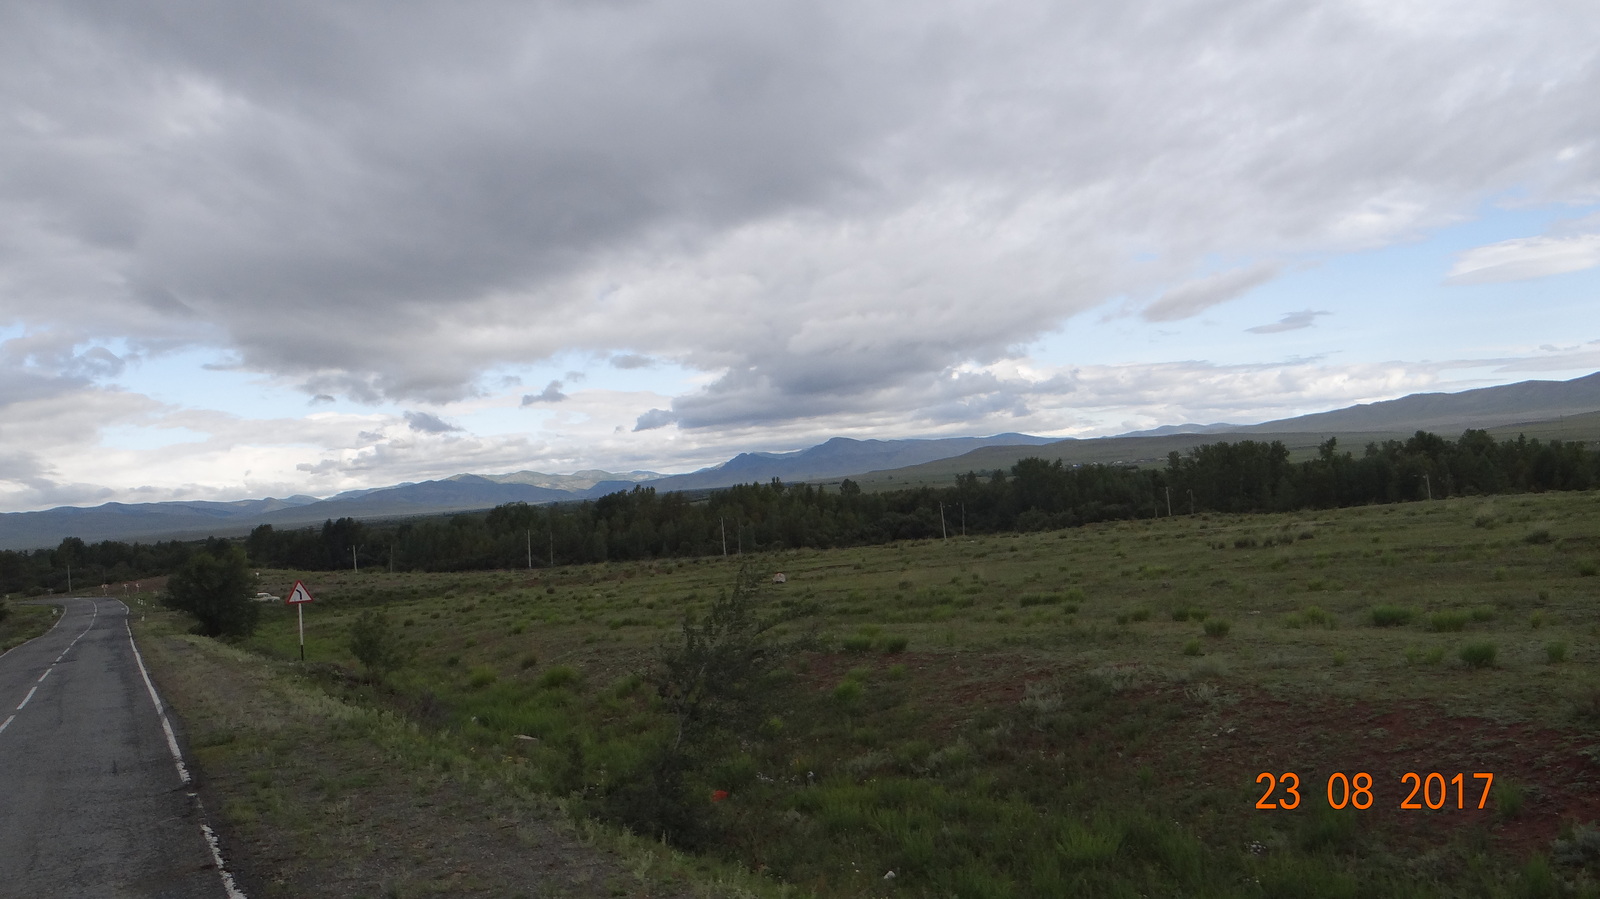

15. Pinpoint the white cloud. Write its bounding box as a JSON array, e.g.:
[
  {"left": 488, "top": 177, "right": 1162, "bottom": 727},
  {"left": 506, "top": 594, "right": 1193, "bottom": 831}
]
[{"left": 1446, "top": 233, "right": 1600, "bottom": 284}]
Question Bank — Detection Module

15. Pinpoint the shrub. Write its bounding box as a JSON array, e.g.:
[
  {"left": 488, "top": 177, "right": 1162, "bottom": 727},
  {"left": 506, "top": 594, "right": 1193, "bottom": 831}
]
[
  {"left": 1370, "top": 605, "right": 1415, "bottom": 627},
  {"left": 881, "top": 635, "right": 909, "bottom": 654},
  {"left": 1524, "top": 528, "right": 1554, "bottom": 544},
  {"left": 1130, "top": 608, "right": 1150, "bottom": 622},
  {"left": 1459, "top": 642, "right": 1497, "bottom": 669},
  {"left": 1580, "top": 561, "right": 1599, "bottom": 577},
  {"left": 467, "top": 664, "right": 498, "bottom": 688},
  {"left": 1203, "top": 619, "right": 1231, "bottom": 638},
  {"left": 1546, "top": 642, "right": 1568, "bottom": 664},
  {"left": 162, "top": 545, "right": 258, "bottom": 639},
  {"left": 1470, "top": 605, "right": 1497, "bottom": 623},
  {"left": 347, "top": 609, "right": 411, "bottom": 678},
  {"left": 1429, "top": 611, "right": 1469, "bottom": 632},
  {"left": 1182, "top": 639, "right": 1202, "bottom": 657}
]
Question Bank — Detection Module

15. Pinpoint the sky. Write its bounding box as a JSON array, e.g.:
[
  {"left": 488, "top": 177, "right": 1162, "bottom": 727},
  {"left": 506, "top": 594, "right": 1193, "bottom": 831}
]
[{"left": 2, "top": 1, "right": 1599, "bottom": 513}]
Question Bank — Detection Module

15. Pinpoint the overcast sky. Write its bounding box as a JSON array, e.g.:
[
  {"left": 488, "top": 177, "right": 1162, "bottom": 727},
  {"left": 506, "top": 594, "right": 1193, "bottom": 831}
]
[{"left": 2, "top": 1, "right": 1599, "bottom": 512}]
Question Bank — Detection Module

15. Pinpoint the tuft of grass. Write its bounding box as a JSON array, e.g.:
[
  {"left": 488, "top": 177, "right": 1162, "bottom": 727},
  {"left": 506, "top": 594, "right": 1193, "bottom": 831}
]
[
  {"left": 1203, "top": 618, "right": 1230, "bottom": 639},
  {"left": 1469, "top": 605, "right": 1497, "bottom": 623},
  {"left": 1370, "top": 605, "right": 1415, "bottom": 627},
  {"left": 1530, "top": 610, "right": 1546, "bottom": 629},
  {"left": 1580, "top": 560, "right": 1600, "bottom": 577},
  {"left": 1546, "top": 642, "right": 1568, "bottom": 664},
  {"left": 467, "top": 664, "right": 498, "bottom": 688},
  {"left": 1524, "top": 528, "right": 1554, "bottom": 544},
  {"left": 537, "top": 665, "right": 580, "bottom": 689},
  {"left": 1497, "top": 779, "right": 1525, "bottom": 820},
  {"left": 1429, "top": 610, "right": 1469, "bottom": 632},
  {"left": 1332, "top": 651, "right": 1348, "bottom": 667},
  {"left": 1459, "top": 641, "right": 1497, "bottom": 669},
  {"left": 1182, "top": 639, "right": 1202, "bottom": 657}
]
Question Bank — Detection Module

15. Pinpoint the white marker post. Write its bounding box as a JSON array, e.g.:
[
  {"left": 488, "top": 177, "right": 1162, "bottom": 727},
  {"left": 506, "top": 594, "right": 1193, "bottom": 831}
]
[{"left": 285, "top": 580, "right": 316, "bottom": 661}]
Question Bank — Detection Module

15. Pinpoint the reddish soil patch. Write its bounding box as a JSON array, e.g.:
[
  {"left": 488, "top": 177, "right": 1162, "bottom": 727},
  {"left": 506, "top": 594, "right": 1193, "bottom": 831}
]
[
  {"left": 798, "top": 651, "right": 1600, "bottom": 861},
  {"left": 1186, "top": 691, "right": 1600, "bottom": 858}
]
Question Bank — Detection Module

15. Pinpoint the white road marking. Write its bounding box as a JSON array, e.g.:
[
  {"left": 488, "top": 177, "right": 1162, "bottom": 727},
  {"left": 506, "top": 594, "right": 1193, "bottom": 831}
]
[
  {"left": 123, "top": 613, "right": 250, "bottom": 898},
  {"left": 0, "top": 714, "right": 13, "bottom": 735},
  {"left": 36, "top": 668, "right": 50, "bottom": 684},
  {"left": 16, "top": 685, "right": 37, "bottom": 710}
]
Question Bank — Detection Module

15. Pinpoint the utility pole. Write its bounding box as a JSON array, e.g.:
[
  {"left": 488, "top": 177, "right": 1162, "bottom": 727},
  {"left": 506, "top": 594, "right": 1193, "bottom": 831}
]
[
  {"left": 351, "top": 545, "right": 359, "bottom": 571},
  {"left": 1188, "top": 489, "right": 1195, "bottom": 516},
  {"left": 66, "top": 563, "right": 72, "bottom": 596},
  {"left": 1165, "top": 486, "right": 1172, "bottom": 518},
  {"left": 939, "top": 502, "right": 948, "bottom": 540},
  {"left": 721, "top": 517, "right": 728, "bottom": 557},
  {"left": 961, "top": 503, "right": 966, "bottom": 537},
  {"left": 389, "top": 544, "right": 394, "bottom": 573},
  {"left": 527, "top": 529, "right": 533, "bottom": 570},
  {"left": 548, "top": 506, "right": 555, "bottom": 568},
  {"left": 1422, "top": 472, "right": 1432, "bottom": 501}
]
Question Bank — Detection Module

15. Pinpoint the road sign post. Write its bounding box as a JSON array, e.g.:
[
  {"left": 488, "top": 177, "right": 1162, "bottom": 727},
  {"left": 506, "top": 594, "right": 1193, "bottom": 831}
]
[{"left": 285, "top": 580, "right": 315, "bottom": 660}]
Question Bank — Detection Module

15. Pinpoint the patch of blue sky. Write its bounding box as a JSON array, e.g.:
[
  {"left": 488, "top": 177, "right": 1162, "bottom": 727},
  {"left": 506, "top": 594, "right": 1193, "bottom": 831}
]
[
  {"left": 108, "top": 341, "right": 350, "bottom": 419},
  {"left": 1025, "top": 201, "right": 1600, "bottom": 375}
]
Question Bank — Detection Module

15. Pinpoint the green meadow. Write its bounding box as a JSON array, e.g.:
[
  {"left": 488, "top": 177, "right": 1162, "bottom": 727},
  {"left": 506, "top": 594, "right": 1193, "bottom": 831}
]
[{"left": 145, "top": 490, "right": 1600, "bottom": 897}]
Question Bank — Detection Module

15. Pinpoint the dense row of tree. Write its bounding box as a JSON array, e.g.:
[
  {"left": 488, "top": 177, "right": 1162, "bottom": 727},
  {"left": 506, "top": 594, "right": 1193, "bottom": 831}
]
[
  {"left": 5, "top": 429, "right": 1597, "bottom": 592},
  {"left": 242, "top": 428, "right": 1600, "bottom": 573},
  {"left": 0, "top": 535, "right": 200, "bottom": 597}
]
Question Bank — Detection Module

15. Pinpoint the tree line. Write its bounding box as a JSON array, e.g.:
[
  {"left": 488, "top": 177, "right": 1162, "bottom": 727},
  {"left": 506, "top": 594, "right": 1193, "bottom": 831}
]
[{"left": 5, "top": 428, "right": 1597, "bottom": 592}]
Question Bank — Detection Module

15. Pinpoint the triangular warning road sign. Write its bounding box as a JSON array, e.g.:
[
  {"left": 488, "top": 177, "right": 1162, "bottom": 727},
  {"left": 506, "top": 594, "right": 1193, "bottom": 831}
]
[{"left": 285, "top": 580, "right": 315, "bottom": 605}]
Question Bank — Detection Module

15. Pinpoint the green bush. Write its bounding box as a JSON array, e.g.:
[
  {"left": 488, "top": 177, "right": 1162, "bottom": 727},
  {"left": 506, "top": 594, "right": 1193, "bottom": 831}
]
[
  {"left": 881, "top": 635, "right": 909, "bottom": 654},
  {"left": 467, "top": 664, "right": 498, "bottom": 688},
  {"left": 1182, "top": 639, "right": 1202, "bottom": 657},
  {"left": 1370, "top": 605, "right": 1414, "bottom": 627},
  {"left": 1524, "top": 528, "right": 1554, "bottom": 544},
  {"left": 1580, "top": 561, "right": 1599, "bottom": 577},
  {"left": 1546, "top": 642, "right": 1568, "bottom": 664},
  {"left": 1203, "top": 619, "right": 1230, "bottom": 638},
  {"left": 1470, "top": 605, "right": 1497, "bottom": 623},
  {"left": 347, "top": 609, "right": 411, "bottom": 678},
  {"left": 162, "top": 545, "right": 258, "bottom": 639},
  {"left": 1459, "top": 642, "right": 1497, "bottom": 669},
  {"left": 1429, "top": 610, "right": 1469, "bottom": 632}
]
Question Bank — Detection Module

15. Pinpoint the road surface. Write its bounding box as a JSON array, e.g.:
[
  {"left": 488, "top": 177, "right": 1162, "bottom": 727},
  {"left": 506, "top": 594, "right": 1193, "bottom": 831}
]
[{"left": 0, "top": 598, "right": 238, "bottom": 898}]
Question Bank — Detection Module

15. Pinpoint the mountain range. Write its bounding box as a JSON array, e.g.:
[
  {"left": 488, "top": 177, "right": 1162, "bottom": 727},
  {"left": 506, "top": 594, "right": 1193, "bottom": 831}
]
[{"left": 2, "top": 373, "right": 1596, "bottom": 550}]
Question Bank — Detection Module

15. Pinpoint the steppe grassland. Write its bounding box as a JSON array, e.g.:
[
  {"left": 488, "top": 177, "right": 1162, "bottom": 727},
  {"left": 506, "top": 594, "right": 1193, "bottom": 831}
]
[{"left": 225, "top": 490, "right": 1600, "bottom": 896}]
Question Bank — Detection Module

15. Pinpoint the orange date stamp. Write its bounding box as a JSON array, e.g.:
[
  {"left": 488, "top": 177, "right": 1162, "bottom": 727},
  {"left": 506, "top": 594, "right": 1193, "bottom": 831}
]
[{"left": 1256, "top": 772, "right": 1495, "bottom": 810}]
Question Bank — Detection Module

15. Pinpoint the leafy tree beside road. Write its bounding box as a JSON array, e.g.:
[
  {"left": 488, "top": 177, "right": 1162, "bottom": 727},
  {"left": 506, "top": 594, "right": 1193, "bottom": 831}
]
[{"left": 163, "top": 545, "right": 258, "bottom": 638}]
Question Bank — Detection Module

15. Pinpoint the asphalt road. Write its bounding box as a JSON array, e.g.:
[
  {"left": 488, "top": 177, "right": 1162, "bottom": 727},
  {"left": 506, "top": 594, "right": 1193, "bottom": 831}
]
[{"left": 0, "top": 598, "right": 235, "bottom": 898}]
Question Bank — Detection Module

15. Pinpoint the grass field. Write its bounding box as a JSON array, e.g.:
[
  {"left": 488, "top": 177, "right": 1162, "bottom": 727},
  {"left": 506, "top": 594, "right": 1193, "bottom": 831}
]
[
  {"left": 144, "top": 490, "right": 1600, "bottom": 897},
  {"left": 0, "top": 600, "right": 57, "bottom": 654}
]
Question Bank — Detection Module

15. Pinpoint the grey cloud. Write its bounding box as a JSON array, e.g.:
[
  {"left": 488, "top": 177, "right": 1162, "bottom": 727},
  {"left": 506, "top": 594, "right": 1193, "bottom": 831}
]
[
  {"left": 1, "top": 0, "right": 1598, "bottom": 427},
  {"left": 633, "top": 408, "right": 679, "bottom": 431},
  {"left": 521, "top": 381, "right": 567, "bottom": 404},
  {"left": 310, "top": 394, "right": 336, "bottom": 404},
  {"left": 610, "top": 354, "right": 658, "bottom": 370},
  {"left": 1143, "top": 265, "right": 1279, "bottom": 323},
  {"left": 1247, "top": 310, "right": 1330, "bottom": 334},
  {"left": 403, "top": 411, "right": 462, "bottom": 433}
]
